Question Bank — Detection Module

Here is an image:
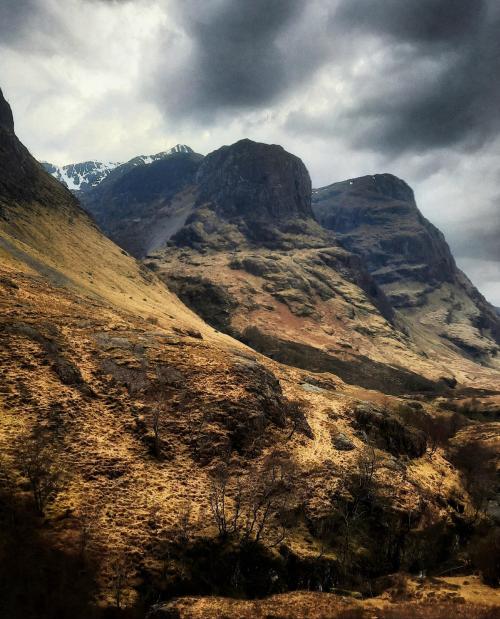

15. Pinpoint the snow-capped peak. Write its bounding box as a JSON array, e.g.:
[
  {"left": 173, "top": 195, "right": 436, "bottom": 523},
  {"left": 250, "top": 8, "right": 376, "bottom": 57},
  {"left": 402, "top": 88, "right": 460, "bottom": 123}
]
[
  {"left": 42, "top": 160, "right": 122, "bottom": 192},
  {"left": 42, "top": 145, "right": 194, "bottom": 193}
]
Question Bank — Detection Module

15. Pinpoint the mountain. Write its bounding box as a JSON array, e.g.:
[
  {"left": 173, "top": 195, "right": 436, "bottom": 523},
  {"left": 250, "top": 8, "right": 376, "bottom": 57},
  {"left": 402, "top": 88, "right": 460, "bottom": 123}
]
[
  {"left": 1, "top": 89, "right": 499, "bottom": 617},
  {"left": 77, "top": 138, "right": 500, "bottom": 390},
  {"left": 41, "top": 144, "right": 193, "bottom": 193},
  {"left": 78, "top": 146, "right": 203, "bottom": 258},
  {"left": 41, "top": 160, "right": 122, "bottom": 192},
  {"left": 313, "top": 174, "right": 500, "bottom": 362}
]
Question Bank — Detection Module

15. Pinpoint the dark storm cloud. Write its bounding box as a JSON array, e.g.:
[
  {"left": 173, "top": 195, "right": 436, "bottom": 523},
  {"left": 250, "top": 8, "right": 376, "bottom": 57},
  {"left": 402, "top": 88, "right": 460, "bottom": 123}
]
[
  {"left": 0, "top": 0, "right": 39, "bottom": 45},
  {"left": 335, "top": 0, "right": 500, "bottom": 154},
  {"left": 286, "top": 0, "right": 500, "bottom": 155},
  {"left": 336, "top": 0, "right": 484, "bottom": 44},
  {"left": 181, "top": 0, "right": 302, "bottom": 107},
  {"left": 155, "top": 0, "right": 322, "bottom": 121}
]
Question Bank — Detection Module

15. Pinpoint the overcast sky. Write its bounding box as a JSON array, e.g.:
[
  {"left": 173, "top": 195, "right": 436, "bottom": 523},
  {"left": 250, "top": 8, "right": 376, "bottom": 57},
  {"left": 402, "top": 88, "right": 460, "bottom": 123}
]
[{"left": 0, "top": 0, "right": 499, "bottom": 304}]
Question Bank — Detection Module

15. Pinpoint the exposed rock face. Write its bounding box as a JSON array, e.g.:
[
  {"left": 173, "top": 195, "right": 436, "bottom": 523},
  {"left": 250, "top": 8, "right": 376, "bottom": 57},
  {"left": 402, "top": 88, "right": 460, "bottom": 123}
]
[
  {"left": 169, "top": 139, "right": 321, "bottom": 251},
  {"left": 313, "top": 173, "right": 500, "bottom": 361},
  {"left": 195, "top": 138, "right": 313, "bottom": 221},
  {"left": 313, "top": 174, "right": 457, "bottom": 304},
  {"left": 353, "top": 403, "right": 427, "bottom": 458}
]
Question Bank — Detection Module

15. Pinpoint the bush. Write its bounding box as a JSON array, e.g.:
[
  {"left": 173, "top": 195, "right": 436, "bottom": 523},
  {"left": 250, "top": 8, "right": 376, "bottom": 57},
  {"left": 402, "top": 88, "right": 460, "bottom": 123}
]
[{"left": 469, "top": 527, "right": 500, "bottom": 586}]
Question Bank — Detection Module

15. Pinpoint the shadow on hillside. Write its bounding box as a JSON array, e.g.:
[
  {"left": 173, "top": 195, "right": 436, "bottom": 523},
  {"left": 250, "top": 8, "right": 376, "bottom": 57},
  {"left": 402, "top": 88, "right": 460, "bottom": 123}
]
[{"left": 0, "top": 482, "right": 100, "bottom": 619}]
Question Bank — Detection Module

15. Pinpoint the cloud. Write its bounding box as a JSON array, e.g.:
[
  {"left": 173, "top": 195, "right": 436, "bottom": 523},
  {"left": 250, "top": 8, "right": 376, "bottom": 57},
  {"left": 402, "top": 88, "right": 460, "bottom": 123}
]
[
  {"left": 286, "top": 0, "right": 500, "bottom": 155},
  {"left": 151, "top": 0, "right": 336, "bottom": 123},
  {"left": 0, "top": 0, "right": 499, "bottom": 304}
]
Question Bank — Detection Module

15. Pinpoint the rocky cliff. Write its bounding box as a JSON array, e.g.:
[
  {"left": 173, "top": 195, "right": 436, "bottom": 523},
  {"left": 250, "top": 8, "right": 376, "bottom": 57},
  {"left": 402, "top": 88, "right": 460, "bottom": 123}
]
[
  {"left": 195, "top": 138, "right": 313, "bottom": 220},
  {"left": 313, "top": 174, "right": 457, "bottom": 305},
  {"left": 313, "top": 174, "right": 500, "bottom": 361}
]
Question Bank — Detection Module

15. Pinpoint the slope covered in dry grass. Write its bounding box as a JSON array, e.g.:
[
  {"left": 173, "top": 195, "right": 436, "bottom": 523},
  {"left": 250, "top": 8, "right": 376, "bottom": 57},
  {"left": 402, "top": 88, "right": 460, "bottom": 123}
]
[{"left": 0, "top": 88, "right": 498, "bottom": 618}]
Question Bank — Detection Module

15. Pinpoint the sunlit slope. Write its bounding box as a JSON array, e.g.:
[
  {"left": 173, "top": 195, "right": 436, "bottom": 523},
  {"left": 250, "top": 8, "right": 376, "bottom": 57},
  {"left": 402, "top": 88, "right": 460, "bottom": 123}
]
[{"left": 0, "top": 89, "right": 220, "bottom": 339}]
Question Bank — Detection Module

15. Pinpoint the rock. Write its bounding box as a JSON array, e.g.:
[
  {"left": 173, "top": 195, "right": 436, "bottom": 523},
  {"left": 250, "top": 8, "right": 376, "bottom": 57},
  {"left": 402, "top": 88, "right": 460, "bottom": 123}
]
[
  {"left": 313, "top": 173, "right": 500, "bottom": 356},
  {"left": 301, "top": 382, "right": 327, "bottom": 394},
  {"left": 333, "top": 432, "right": 356, "bottom": 451},
  {"left": 439, "top": 376, "right": 457, "bottom": 389},
  {"left": 165, "top": 275, "right": 237, "bottom": 334},
  {"left": 52, "top": 356, "right": 84, "bottom": 386},
  {"left": 195, "top": 138, "right": 313, "bottom": 222},
  {"left": 354, "top": 403, "right": 427, "bottom": 458},
  {"left": 230, "top": 255, "right": 283, "bottom": 277}
]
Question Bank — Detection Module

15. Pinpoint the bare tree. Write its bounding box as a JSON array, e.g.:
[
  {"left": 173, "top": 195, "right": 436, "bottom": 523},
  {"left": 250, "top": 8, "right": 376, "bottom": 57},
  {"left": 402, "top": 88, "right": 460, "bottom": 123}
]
[
  {"left": 449, "top": 442, "right": 497, "bottom": 518},
  {"left": 16, "top": 429, "right": 63, "bottom": 516},
  {"left": 110, "top": 553, "right": 132, "bottom": 610},
  {"left": 209, "top": 464, "right": 241, "bottom": 538},
  {"left": 330, "top": 445, "right": 382, "bottom": 570},
  {"left": 242, "top": 453, "right": 294, "bottom": 546},
  {"left": 285, "top": 399, "right": 313, "bottom": 441},
  {"left": 208, "top": 453, "right": 296, "bottom": 546}
]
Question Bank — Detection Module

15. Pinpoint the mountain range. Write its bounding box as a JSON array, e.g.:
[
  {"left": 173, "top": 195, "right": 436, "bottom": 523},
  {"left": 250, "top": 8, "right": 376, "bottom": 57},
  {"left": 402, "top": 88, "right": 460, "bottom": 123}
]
[
  {"left": 1, "top": 86, "right": 499, "bottom": 618},
  {"left": 41, "top": 144, "right": 193, "bottom": 193},
  {"left": 46, "top": 138, "right": 500, "bottom": 385}
]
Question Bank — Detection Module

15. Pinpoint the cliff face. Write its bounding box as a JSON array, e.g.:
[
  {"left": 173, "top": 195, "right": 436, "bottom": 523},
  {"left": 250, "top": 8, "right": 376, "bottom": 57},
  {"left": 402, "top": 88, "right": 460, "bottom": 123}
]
[
  {"left": 313, "top": 173, "right": 500, "bottom": 359},
  {"left": 313, "top": 174, "right": 457, "bottom": 303},
  {"left": 195, "top": 138, "right": 313, "bottom": 221}
]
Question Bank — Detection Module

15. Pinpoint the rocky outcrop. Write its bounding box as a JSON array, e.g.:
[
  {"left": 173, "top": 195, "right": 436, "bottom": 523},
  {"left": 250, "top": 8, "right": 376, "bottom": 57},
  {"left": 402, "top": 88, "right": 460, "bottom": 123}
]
[
  {"left": 168, "top": 139, "right": 322, "bottom": 251},
  {"left": 195, "top": 138, "right": 313, "bottom": 221},
  {"left": 353, "top": 403, "right": 427, "bottom": 458},
  {"left": 313, "top": 173, "right": 500, "bottom": 360},
  {"left": 313, "top": 174, "right": 457, "bottom": 302}
]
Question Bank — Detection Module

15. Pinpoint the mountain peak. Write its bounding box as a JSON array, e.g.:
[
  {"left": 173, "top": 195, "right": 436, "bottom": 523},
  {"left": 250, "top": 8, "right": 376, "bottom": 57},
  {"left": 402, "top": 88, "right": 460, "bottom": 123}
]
[
  {"left": 314, "top": 173, "right": 415, "bottom": 204},
  {"left": 166, "top": 144, "right": 193, "bottom": 155},
  {"left": 195, "top": 138, "right": 313, "bottom": 221},
  {"left": 0, "top": 88, "right": 14, "bottom": 132}
]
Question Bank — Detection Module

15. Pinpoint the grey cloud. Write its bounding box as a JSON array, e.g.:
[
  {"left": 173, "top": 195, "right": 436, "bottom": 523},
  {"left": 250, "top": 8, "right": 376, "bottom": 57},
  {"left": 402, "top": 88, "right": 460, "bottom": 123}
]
[
  {"left": 150, "top": 0, "right": 500, "bottom": 158},
  {"left": 336, "top": 0, "right": 484, "bottom": 45},
  {"left": 335, "top": 0, "right": 500, "bottom": 154},
  {"left": 286, "top": 0, "right": 500, "bottom": 155},
  {"left": 0, "top": 0, "right": 130, "bottom": 52},
  {"left": 0, "top": 0, "right": 39, "bottom": 46},
  {"left": 154, "top": 0, "right": 328, "bottom": 122}
]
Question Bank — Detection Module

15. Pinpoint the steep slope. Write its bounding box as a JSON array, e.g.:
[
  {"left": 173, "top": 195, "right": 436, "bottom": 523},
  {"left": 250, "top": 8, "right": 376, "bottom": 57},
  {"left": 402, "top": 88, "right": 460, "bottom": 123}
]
[
  {"left": 313, "top": 174, "right": 500, "bottom": 364},
  {"left": 78, "top": 147, "right": 203, "bottom": 258},
  {"left": 1, "top": 88, "right": 499, "bottom": 618},
  {"left": 0, "top": 93, "right": 200, "bottom": 328}
]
